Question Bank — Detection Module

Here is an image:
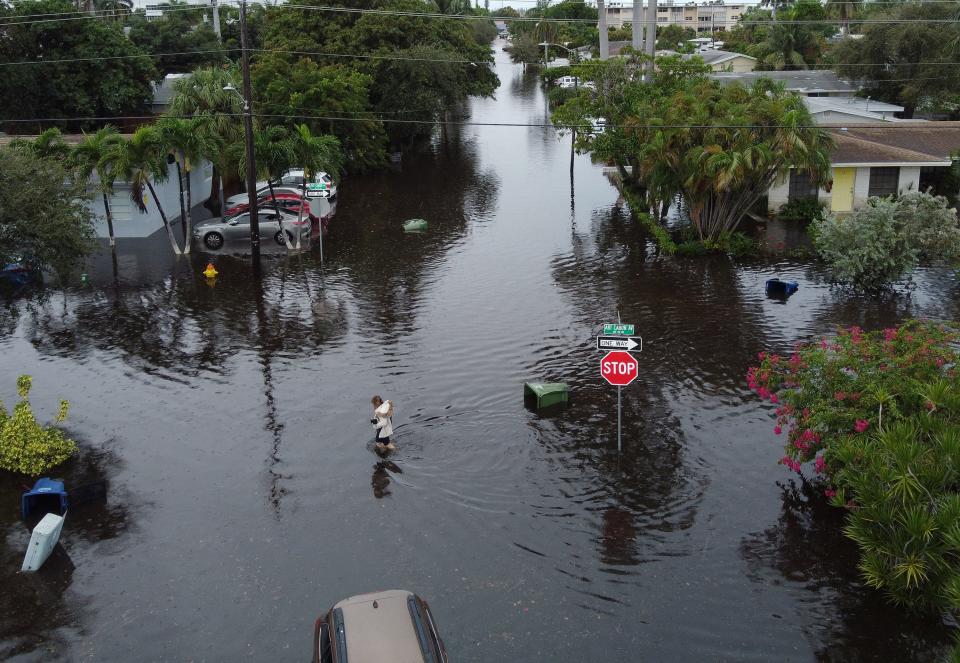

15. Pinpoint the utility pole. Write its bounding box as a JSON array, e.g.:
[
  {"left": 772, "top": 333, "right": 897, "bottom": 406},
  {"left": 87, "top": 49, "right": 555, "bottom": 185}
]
[
  {"left": 598, "top": 0, "right": 609, "bottom": 60},
  {"left": 239, "top": 0, "right": 260, "bottom": 271},
  {"left": 211, "top": 0, "right": 221, "bottom": 40},
  {"left": 645, "top": 0, "right": 657, "bottom": 82},
  {"left": 632, "top": 0, "right": 642, "bottom": 53}
]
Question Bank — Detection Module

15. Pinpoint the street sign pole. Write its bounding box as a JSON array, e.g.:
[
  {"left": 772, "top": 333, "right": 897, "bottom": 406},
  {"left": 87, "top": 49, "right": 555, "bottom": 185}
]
[
  {"left": 601, "top": 313, "right": 638, "bottom": 453},
  {"left": 617, "top": 386, "right": 622, "bottom": 452}
]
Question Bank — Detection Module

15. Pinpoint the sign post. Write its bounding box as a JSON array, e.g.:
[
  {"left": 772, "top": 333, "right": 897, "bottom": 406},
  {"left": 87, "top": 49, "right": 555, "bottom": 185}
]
[{"left": 600, "top": 349, "right": 639, "bottom": 452}]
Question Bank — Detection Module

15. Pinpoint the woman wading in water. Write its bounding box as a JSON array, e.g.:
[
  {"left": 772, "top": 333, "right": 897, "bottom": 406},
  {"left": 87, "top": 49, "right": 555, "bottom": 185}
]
[{"left": 370, "top": 395, "right": 395, "bottom": 450}]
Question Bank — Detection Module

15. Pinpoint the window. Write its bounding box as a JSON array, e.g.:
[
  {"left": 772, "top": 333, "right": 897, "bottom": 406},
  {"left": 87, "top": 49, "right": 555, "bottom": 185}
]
[
  {"left": 788, "top": 170, "right": 819, "bottom": 201},
  {"left": 868, "top": 167, "right": 900, "bottom": 198}
]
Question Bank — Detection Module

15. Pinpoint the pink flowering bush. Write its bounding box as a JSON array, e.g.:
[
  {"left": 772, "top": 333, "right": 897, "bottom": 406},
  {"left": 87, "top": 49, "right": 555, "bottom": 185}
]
[
  {"left": 748, "top": 320, "right": 958, "bottom": 483},
  {"left": 748, "top": 320, "right": 960, "bottom": 618}
]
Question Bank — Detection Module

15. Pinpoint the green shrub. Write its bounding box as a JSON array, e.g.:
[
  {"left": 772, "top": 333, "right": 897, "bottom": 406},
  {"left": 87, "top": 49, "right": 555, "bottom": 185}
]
[
  {"left": 674, "top": 240, "right": 706, "bottom": 257},
  {"left": 811, "top": 192, "right": 960, "bottom": 290},
  {"left": 778, "top": 196, "right": 826, "bottom": 222},
  {"left": 749, "top": 321, "right": 960, "bottom": 618},
  {"left": 0, "top": 375, "right": 78, "bottom": 476}
]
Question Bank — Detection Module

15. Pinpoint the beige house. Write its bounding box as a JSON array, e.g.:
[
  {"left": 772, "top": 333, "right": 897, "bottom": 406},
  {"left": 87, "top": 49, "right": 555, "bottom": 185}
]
[
  {"left": 767, "top": 124, "right": 960, "bottom": 215},
  {"left": 687, "top": 49, "right": 757, "bottom": 72}
]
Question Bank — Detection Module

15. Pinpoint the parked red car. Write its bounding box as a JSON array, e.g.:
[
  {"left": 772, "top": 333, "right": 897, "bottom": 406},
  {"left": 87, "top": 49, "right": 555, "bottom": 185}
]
[{"left": 226, "top": 193, "right": 331, "bottom": 236}]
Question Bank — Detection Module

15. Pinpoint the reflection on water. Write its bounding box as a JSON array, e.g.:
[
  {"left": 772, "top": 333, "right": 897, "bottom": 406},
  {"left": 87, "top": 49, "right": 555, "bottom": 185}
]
[
  {"left": 0, "top": 447, "right": 133, "bottom": 659},
  {"left": 740, "top": 480, "right": 953, "bottom": 662},
  {"left": 0, "top": 41, "right": 958, "bottom": 662}
]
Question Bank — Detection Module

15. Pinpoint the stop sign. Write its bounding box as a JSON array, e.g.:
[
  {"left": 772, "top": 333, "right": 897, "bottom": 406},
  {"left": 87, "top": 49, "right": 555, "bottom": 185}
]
[{"left": 600, "top": 350, "right": 638, "bottom": 386}]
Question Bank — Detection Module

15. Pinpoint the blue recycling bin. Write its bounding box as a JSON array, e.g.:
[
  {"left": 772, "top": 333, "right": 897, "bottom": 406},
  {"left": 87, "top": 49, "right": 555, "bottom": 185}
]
[
  {"left": 21, "top": 478, "right": 69, "bottom": 520},
  {"left": 765, "top": 279, "right": 799, "bottom": 296}
]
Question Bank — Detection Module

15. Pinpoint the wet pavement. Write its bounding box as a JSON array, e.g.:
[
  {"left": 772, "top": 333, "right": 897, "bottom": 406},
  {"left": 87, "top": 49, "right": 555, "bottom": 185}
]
[{"left": 2, "top": 42, "right": 959, "bottom": 661}]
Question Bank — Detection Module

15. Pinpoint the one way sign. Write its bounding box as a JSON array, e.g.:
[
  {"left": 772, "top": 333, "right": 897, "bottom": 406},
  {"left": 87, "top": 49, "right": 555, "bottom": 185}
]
[{"left": 596, "top": 335, "right": 642, "bottom": 353}]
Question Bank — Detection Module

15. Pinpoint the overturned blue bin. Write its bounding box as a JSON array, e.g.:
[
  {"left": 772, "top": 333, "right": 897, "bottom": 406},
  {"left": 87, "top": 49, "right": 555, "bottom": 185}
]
[
  {"left": 765, "top": 278, "right": 799, "bottom": 297},
  {"left": 21, "top": 478, "right": 69, "bottom": 520}
]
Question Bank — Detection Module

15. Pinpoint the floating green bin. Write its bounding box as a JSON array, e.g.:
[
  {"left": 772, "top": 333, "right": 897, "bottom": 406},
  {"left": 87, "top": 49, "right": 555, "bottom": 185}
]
[
  {"left": 524, "top": 382, "right": 570, "bottom": 409},
  {"left": 403, "top": 218, "right": 428, "bottom": 233}
]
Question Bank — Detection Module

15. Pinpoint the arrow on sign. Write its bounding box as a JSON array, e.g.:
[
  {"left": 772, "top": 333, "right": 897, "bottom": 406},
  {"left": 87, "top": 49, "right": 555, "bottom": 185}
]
[{"left": 596, "top": 335, "right": 642, "bottom": 352}]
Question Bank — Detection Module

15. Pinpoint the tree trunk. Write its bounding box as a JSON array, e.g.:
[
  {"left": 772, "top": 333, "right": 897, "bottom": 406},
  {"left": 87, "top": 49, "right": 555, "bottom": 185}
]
[
  {"left": 184, "top": 158, "right": 193, "bottom": 255},
  {"left": 268, "top": 181, "right": 293, "bottom": 250},
  {"left": 146, "top": 179, "right": 182, "bottom": 255},
  {"left": 206, "top": 165, "right": 222, "bottom": 217},
  {"left": 102, "top": 191, "right": 116, "bottom": 248},
  {"left": 295, "top": 176, "right": 307, "bottom": 250},
  {"left": 175, "top": 160, "right": 187, "bottom": 243}
]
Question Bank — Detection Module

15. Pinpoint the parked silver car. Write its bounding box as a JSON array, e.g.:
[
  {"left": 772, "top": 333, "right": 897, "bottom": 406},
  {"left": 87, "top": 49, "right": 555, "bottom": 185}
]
[{"left": 192, "top": 210, "right": 310, "bottom": 251}]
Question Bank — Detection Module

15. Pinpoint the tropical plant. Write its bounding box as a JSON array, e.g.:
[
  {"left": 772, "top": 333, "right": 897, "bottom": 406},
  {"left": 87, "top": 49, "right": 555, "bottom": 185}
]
[
  {"left": 167, "top": 66, "right": 243, "bottom": 215},
  {"left": 289, "top": 124, "right": 342, "bottom": 249},
  {"left": 748, "top": 321, "right": 960, "bottom": 619},
  {"left": 777, "top": 196, "right": 826, "bottom": 222},
  {"left": 619, "top": 78, "right": 830, "bottom": 241},
  {"left": 156, "top": 117, "right": 221, "bottom": 254},
  {"left": 71, "top": 126, "right": 126, "bottom": 248},
  {"left": 0, "top": 144, "right": 96, "bottom": 277},
  {"left": 111, "top": 126, "right": 182, "bottom": 255},
  {"left": 0, "top": 375, "right": 78, "bottom": 476},
  {"left": 232, "top": 125, "right": 295, "bottom": 248},
  {"left": 811, "top": 192, "right": 960, "bottom": 290}
]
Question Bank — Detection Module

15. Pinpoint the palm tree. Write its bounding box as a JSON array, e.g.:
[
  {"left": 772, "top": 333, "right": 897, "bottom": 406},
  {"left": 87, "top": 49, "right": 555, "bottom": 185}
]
[
  {"left": 761, "top": 24, "right": 809, "bottom": 70},
  {"left": 432, "top": 0, "right": 470, "bottom": 14},
  {"left": 29, "top": 128, "right": 72, "bottom": 162},
  {"left": 157, "top": 117, "right": 221, "bottom": 255},
  {"left": 167, "top": 67, "right": 243, "bottom": 216},
  {"left": 289, "top": 124, "right": 342, "bottom": 250},
  {"left": 827, "top": 0, "right": 861, "bottom": 36},
  {"left": 112, "top": 126, "right": 182, "bottom": 255},
  {"left": 233, "top": 125, "right": 296, "bottom": 249},
  {"left": 71, "top": 126, "right": 126, "bottom": 249}
]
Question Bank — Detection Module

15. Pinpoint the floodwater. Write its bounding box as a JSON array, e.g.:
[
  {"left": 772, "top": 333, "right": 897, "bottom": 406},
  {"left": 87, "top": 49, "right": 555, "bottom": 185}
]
[{"left": 2, "top": 43, "right": 959, "bottom": 662}]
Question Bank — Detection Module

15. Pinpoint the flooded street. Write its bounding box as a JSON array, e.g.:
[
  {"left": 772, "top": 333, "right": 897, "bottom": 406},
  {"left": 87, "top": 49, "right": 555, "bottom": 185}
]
[{"left": 3, "top": 44, "right": 960, "bottom": 661}]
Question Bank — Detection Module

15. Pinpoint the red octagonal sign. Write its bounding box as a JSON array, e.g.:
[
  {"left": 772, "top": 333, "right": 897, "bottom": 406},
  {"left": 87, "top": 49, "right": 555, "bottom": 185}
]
[{"left": 601, "top": 350, "right": 638, "bottom": 386}]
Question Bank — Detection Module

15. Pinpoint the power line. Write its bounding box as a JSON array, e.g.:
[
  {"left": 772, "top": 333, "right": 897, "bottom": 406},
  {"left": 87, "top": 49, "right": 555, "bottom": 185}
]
[
  {"left": 0, "top": 43, "right": 957, "bottom": 69},
  {"left": 1, "top": 111, "right": 955, "bottom": 131},
  {"left": 1, "top": 1, "right": 957, "bottom": 28},
  {"left": 0, "top": 48, "right": 237, "bottom": 67},
  {"left": 0, "top": 3, "right": 219, "bottom": 26}
]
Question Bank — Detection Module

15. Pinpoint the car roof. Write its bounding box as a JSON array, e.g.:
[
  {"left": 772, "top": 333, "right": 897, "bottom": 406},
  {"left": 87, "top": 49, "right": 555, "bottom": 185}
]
[{"left": 334, "top": 590, "right": 425, "bottom": 663}]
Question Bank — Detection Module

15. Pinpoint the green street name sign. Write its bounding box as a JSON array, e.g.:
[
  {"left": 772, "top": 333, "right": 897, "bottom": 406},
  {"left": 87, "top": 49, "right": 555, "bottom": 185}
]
[{"left": 603, "top": 323, "right": 634, "bottom": 335}]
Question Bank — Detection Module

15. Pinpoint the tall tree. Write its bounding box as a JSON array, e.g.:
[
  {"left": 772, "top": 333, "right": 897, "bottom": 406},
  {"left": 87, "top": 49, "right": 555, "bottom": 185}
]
[
  {"left": 71, "top": 126, "right": 127, "bottom": 248},
  {"left": 112, "top": 126, "right": 182, "bottom": 255},
  {"left": 156, "top": 117, "right": 221, "bottom": 254},
  {"left": 167, "top": 67, "right": 243, "bottom": 214},
  {"left": 232, "top": 126, "right": 296, "bottom": 248},
  {"left": 0, "top": 0, "right": 156, "bottom": 132},
  {"left": 126, "top": 1, "right": 226, "bottom": 79},
  {"left": 0, "top": 145, "right": 96, "bottom": 278},
  {"left": 833, "top": 2, "right": 960, "bottom": 117},
  {"left": 289, "top": 124, "right": 342, "bottom": 249}
]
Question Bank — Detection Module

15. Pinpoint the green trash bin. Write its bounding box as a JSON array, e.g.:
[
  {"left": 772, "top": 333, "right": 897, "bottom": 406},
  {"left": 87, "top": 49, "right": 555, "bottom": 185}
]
[
  {"left": 524, "top": 382, "right": 570, "bottom": 409},
  {"left": 403, "top": 218, "right": 428, "bottom": 233}
]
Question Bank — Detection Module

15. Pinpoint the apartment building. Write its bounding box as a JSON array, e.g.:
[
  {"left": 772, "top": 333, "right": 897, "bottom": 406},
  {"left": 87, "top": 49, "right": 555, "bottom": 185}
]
[{"left": 603, "top": 1, "right": 747, "bottom": 33}]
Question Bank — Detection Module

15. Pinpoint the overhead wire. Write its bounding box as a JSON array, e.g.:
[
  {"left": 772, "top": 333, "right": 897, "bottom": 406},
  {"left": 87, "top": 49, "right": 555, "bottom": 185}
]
[{"left": 0, "top": 111, "right": 954, "bottom": 131}]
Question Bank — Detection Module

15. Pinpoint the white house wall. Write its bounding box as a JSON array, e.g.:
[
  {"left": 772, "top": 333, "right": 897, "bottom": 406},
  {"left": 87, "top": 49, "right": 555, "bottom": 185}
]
[
  {"left": 897, "top": 166, "right": 922, "bottom": 196},
  {"left": 88, "top": 160, "right": 214, "bottom": 238}
]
